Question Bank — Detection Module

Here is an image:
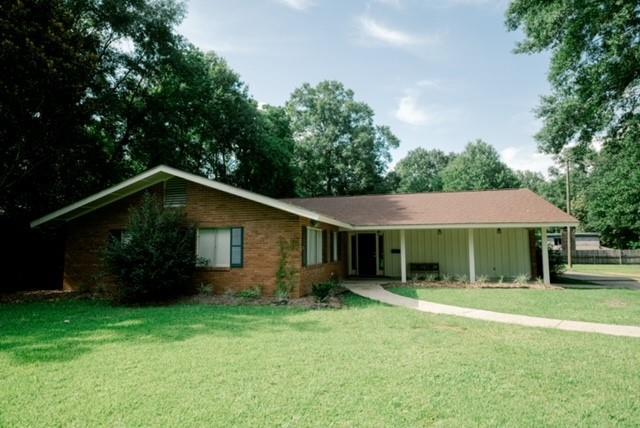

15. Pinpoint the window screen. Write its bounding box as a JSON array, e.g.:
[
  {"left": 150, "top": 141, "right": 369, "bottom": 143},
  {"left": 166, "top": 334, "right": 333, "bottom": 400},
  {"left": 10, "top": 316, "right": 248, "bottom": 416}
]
[
  {"left": 306, "top": 228, "right": 323, "bottom": 266},
  {"left": 197, "top": 229, "right": 231, "bottom": 268}
]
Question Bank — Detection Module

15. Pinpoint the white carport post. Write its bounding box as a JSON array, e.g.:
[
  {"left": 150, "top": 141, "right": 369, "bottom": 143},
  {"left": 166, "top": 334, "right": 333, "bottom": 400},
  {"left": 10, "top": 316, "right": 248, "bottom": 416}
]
[
  {"left": 400, "top": 229, "right": 407, "bottom": 283},
  {"left": 541, "top": 227, "right": 550, "bottom": 285},
  {"left": 468, "top": 229, "right": 476, "bottom": 283}
]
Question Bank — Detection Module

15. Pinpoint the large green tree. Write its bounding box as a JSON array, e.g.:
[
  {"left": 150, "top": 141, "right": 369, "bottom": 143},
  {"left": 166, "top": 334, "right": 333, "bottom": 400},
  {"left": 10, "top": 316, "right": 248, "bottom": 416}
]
[
  {"left": 286, "top": 81, "right": 399, "bottom": 196},
  {"left": 441, "top": 140, "right": 520, "bottom": 191},
  {"left": 506, "top": 0, "right": 640, "bottom": 156},
  {"left": 1, "top": 0, "right": 296, "bottom": 222},
  {"left": 0, "top": 0, "right": 106, "bottom": 219},
  {"left": 393, "top": 148, "right": 454, "bottom": 193},
  {"left": 515, "top": 170, "right": 546, "bottom": 195},
  {"left": 586, "top": 126, "right": 640, "bottom": 248},
  {"left": 507, "top": 0, "right": 640, "bottom": 246}
]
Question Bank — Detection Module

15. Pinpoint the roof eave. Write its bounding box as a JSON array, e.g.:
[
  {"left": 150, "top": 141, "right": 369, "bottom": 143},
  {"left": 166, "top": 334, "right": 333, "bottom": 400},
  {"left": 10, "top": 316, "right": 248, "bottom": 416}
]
[
  {"left": 349, "top": 222, "right": 579, "bottom": 231},
  {"left": 30, "top": 165, "right": 353, "bottom": 230}
]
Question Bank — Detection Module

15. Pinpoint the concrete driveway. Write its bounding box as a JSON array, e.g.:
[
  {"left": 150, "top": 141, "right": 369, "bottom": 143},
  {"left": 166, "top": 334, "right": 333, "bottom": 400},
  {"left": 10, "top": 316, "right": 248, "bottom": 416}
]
[{"left": 560, "top": 272, "right": 640, "bottom": 290}]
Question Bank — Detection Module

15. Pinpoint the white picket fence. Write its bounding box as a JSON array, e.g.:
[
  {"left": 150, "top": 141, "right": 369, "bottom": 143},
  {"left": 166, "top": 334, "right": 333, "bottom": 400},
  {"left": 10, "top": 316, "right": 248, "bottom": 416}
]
[{"left": 560, "top": 249, "right": 640, "bottom": 264}]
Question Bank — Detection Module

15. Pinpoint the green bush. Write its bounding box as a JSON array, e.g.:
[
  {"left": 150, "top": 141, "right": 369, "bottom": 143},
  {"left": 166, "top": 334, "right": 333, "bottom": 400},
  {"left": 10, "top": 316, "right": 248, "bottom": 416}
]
[
  {"left": 236, "top": 286, "right": 262, "bottom": 299},
  {"left": 104, "top": 193, "right": 198, "bottom": 304},
  {"left": 549, "top": 249, "right": 566, "bottom": 277},
  {"left": 312, "top": 281, "right": 337, "bottom": 301},
  {"left": 275, "top": 238, "right": 297, "bottom": 300}
]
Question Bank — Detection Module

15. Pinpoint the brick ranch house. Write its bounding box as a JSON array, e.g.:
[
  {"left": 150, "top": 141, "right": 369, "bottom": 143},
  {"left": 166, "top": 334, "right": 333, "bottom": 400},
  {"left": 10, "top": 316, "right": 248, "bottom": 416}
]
[{"left": 31, "top": 165, "right": 578, "bottom": 296}]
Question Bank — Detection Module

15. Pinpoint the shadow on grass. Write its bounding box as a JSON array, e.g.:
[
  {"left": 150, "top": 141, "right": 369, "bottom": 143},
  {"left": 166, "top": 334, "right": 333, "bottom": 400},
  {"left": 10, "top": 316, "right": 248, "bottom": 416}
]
[
  {"left": 386, "top": 288, "right": 420, "bottom": 299},
  {"left": 0, "top": 300, "right": 329, "bottom": 365}
]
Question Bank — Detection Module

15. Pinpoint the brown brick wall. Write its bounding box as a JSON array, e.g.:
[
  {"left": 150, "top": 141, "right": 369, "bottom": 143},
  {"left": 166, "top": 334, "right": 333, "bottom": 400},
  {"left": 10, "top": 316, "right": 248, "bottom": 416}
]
[
  {"left": 62, "top": 180, "right": 344, "bottom": 297},
  {"left": 63, "top": 185, "right": 163, "bottom": 291},
  {"left": 185, "top": 181, "right": 302, "bottom": 296}
]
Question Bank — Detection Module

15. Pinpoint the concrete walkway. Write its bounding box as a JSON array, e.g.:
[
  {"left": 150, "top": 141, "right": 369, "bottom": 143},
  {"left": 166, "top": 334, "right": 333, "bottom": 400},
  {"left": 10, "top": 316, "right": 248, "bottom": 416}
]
[{"left": 345, "top": 282, "right": 640, "bottom": 338}]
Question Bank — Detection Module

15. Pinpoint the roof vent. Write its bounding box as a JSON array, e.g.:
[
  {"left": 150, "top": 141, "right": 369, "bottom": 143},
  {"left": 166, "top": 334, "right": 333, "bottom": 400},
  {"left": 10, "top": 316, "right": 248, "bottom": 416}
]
[{"left": 164, "top": 178, "right": 187, "bottom": 207}]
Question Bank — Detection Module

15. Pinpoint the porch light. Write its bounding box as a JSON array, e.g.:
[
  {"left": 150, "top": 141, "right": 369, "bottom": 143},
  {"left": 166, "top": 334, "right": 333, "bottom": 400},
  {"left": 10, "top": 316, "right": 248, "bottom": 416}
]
[
  {"left": 437, "top": 229, "right": 442, "bottom": 235},
  {"left": 497, "top": 228, "right": 502, "bottom": 234}
]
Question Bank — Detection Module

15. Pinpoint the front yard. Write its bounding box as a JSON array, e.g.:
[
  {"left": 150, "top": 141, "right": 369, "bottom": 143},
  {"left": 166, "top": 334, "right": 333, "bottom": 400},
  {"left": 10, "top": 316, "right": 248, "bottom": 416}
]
[{"left": 2, "top": 294, "right": 640, "bottom": 426}]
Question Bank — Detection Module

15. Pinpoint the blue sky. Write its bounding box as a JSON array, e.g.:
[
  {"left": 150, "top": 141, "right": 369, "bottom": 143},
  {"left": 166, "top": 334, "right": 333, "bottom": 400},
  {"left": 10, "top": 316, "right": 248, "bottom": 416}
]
[{"left": 178, "top": 0, "right": 556, "bottom": 174}]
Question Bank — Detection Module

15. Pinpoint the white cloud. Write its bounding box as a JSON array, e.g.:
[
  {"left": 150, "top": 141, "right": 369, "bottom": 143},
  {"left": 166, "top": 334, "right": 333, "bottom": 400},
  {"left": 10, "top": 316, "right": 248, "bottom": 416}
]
[
  {"left": 276, "top": 0, "right": 314, "bottom": 11},
  {"left": 500, "top": 146, "right": 555, "bottom": 175},
  {"left": 396, "top": 95, "right": 430, "bottom": 125},
  {"left": 395, "top": 94, "right": 458, "bottom": 126},
  {"left": 358, "top": 16, "right": 438, "bottom": 47}
]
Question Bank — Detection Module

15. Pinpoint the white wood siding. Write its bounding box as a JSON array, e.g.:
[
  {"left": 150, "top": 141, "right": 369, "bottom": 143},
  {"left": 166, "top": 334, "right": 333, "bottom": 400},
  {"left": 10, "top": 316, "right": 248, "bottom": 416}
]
[{"left": 382, "top": 228, "right": 530, "bottom": 279}]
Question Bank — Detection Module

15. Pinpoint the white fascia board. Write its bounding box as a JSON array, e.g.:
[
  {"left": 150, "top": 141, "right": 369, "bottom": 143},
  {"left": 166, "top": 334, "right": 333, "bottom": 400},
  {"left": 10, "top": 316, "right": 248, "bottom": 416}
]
[
  {"left": 31, "top": 165, "right": 353, "bottom": 230},
  {"left": 161, "top": 166, "right": 353, "bottom": 229},
  {"left": 349, "top": 222, "right": 579, "bottom": 231},
  {"left": 30, "top": 167, "right": 170, "bottom": 228}
]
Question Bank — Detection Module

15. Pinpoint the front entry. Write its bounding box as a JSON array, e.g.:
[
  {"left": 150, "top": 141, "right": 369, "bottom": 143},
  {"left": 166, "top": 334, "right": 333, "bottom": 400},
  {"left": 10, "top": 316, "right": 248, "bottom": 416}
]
[{"left": 357, "top": 233, "right": 377, "bottom": 277}]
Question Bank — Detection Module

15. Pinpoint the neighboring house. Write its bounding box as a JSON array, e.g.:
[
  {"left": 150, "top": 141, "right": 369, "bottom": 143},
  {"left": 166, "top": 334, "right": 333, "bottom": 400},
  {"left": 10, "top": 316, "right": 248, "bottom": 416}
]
[
  {"left": 31, "top": 165, "right": 578, "bottom": 296},
  {"left": 547, "top": 232, "right": 602, "bottom": 251}
]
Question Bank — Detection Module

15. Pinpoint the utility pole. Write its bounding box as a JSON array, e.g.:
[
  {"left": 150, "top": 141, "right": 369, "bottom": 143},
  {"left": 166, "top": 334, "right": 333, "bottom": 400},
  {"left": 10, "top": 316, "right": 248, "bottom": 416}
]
[{"left": 565, "top": 156, "right": 572, "bottom": 269}]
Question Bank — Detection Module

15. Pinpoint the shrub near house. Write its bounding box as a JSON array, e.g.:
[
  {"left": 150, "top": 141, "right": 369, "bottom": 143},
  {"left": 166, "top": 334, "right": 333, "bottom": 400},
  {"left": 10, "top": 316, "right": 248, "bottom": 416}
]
[{"left": 105, "top": 194, "right": 198, "bottom": 303}]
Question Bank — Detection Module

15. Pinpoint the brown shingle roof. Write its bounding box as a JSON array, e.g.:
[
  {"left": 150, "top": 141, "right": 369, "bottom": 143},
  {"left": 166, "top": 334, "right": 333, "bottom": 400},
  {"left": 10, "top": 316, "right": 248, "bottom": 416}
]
[{"left": 281, "top": 189, "right": 578, "bottom": 227}]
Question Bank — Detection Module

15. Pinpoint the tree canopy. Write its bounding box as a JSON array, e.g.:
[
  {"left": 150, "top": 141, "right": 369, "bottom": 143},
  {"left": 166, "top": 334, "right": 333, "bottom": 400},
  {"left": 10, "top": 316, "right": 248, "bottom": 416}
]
[
  {"left": 440, "top": 140, "right": 520, "bottom": 191},
  {"left": 286, "top": 81, "right": 399, "bottom": 196},
  {"left": 0, "top": 0, "right": 297, "bottom": 222},
  {"left": 507, "top": 0, "right": 640, "bottom": 247},
  {"left": 0, "top": 0, "right": 106, "bottom": 219},
  {"left": 506, "top": 0, "right": 640, "bottom": 156},
  {"left": 586, "top": 127, "right": 640, "bottom": 248},
  {"left": 392, "top": 148, "right": 454, "bottom": 193}
]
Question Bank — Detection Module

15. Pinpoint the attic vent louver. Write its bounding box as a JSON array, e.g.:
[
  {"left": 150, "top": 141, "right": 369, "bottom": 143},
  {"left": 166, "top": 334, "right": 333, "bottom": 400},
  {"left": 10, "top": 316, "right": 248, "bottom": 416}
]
[{"left": 164, "top": 178, "right": 187, "bottom": 207}]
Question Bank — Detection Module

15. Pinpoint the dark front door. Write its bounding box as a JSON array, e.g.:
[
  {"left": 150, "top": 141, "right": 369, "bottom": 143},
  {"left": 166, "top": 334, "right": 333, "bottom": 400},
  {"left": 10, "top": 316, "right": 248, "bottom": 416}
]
[{"left": 357, "top": 233, "right": 377, "bottom": 276}]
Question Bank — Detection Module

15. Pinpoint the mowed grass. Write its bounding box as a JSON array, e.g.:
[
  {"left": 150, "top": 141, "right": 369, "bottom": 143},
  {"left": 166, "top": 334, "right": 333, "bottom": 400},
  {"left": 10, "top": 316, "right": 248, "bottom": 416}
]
[
  {"left": 391, "top": 288, "right": 640, "bottom": 325},
  {"left": 568, "top": 264, "right": 640, "bottom": 278},
  {"left": 1, "top": 296, "right": 640, "bottom": 427}
]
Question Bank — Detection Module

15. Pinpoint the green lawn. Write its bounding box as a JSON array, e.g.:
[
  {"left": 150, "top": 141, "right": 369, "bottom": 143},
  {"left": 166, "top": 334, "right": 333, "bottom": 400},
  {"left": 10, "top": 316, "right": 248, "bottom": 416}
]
[
  {"left": 390, "top": 288, "right": 640, "bottom": 325},
  {"left": 568, "top": 264, "right": 640, "bottom": 278},
  {"left": 2, "top": 297, "right": 640, "bottom": 427}
]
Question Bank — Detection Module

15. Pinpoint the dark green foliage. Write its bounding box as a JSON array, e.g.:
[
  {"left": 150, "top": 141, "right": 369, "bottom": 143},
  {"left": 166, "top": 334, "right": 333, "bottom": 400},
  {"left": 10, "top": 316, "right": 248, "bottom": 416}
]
[
  {"left": 311, "top": 281, "right": 337, "bottom": 302},
  {"left": 393, "top": 148, "right": 454, "bottom": 193},
  {"left": 0, "top": 0, "right": 107, "bottom": 219},
  {"left": 286, "top": 80, "right": 399, "bottom": 196},
  {"left": 104, "top": 194, "right": 197, "bottom": 303},
  {"left": 548, "top": 249, "right": 566, "bottom": 278},
  {"left": 586, "top": 128, "right": 640, "bottom": 248},
  {"left": 440, "top": 140, "right": 520, "bottom": 191}
]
